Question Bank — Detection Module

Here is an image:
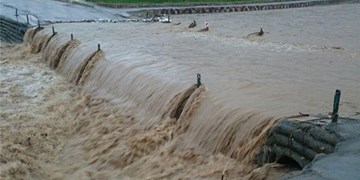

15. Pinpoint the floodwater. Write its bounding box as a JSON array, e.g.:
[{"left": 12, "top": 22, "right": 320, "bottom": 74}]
[
  {"left": 1, "top": 1, "right": 360, "bottom": 180},
  {"left": 41, "top": 3, "right": 360, "bottom": 117}
]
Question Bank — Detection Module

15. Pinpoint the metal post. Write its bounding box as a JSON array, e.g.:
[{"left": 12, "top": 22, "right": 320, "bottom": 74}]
[
  {"left": 15, "top": 8, "right": 18, "bottom": 17},
  {"left": 71, "top": 34, "right": 73, "bottom": 40},
  {"left": 332, "top": 89, "right": 341, "bottom": 123},
  {"left": 38, "top": 20, "right": 40, "bottom": 28},
  {"left": 26, "top": 14, "right": 29, "bottom": 25},
  {"left": 52, "top": 26, "right": 55, "bottom": 35},
  {"left": 98, "top": 44, "right": 100, "bottom": 51},
  {"left": 168, "top": 9, "right": 170, "bottom": 21},
  {"left": 196, "top": 73, "right": 201, "bottom": 88}
]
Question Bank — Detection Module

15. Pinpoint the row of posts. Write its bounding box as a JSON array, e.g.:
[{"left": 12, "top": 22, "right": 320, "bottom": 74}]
[
  {"left": 17, "top": 8, "right": 199, "bottom": 89},
  {"left": 15, "top": 8, "right": 29, "bottom": 25},
  {"left": 43, "top": 23, "right": 202, "bottom": 89},
  {"left": 15, "top": 9, "right": 34, "bottom": 27},
  {"left": 36, "top": 22, "right": 102, "bottom": 53},
  {"left": 36, "top": 16, "right": 339, "bottom": 111},
  {"left": 196, "top": 77, "right": 340, "bottom": 123},
  {"left": 30, "top": 7, "right": 338, "bottom": 121},
  {"left": 22, "top": 8, "right": 341, "bottom": 122},
  {"left": 35, "top": 19, "right": 344, "bottom": 116}
]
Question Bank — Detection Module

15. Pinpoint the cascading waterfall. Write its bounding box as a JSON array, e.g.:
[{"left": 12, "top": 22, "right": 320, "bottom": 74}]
[{"left": 22, "top": 26, "right": 281, "bottom": 178}]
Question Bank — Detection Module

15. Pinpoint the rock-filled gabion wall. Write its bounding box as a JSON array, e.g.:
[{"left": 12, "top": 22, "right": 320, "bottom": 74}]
[
  {"left": 0, "top": 15, "right": 28, "bottom": 43},
  {"left": 151, "top": 0, "right": 359, "bottom": 15}
]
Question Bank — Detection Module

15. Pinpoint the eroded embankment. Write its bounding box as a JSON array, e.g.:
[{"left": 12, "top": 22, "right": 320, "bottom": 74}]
[{"left": 7, "top": 26, "right": 290, "bottom": 179}]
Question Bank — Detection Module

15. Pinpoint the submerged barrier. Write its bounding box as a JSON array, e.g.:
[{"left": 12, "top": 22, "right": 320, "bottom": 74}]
[
  {"left": 21, "top": 23, "right": 359, "bottom": 176},
  {"left": 23, "top": 26, "right": 276, "bottom": 173}
]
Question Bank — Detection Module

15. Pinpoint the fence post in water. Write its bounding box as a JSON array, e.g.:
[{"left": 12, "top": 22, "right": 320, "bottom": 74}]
[
  {"left": 38, "top": 20, "right": 40, "bottom": 28},
  {"left": 15, "top": 8, "right": 18, "bottom": 17},
  {"left": 52, "top": 26, "right": 55, "bottom": 35},
  {"left": 71, "top": 34, "right": 73, "bottom": 40},
  {"left": 168, "top": 9, "right": 170, "bottom": 21},
  {"left": 196, "top": 73, "right": 201, "bottom": 88},
  {"left": 26, "top": 14, "right": 29, "bottom": 25},
  {"left": 98, "top": 44, "right": 101, "bottom": 51},
  {"left": 332, "top": 89, "right": 341, "bottom": 123}
]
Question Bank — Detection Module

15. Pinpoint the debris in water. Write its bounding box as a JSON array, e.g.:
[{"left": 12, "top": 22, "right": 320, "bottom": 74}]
[
  {"left": 188, "top": 20, "right": 197, "bottom": 28},
  {"left": 258, "top": 28, "right": 264, "bottom": 36}
]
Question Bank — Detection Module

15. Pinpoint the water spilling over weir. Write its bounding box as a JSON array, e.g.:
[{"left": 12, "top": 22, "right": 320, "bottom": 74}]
[
  {"left": 2, "top": 3, "right": 360, "bottom": 179},
  {"left": 16, "top": 22, "right": 282, "bottom": 179},
  {"left": 20, "top": 23, "right": 282, "bottom": 178}
]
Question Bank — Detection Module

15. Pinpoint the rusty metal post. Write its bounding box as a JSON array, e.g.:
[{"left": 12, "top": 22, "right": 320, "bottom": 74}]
[
  {"left": 26, "top": 14, "right": 29, "bottom": 25},
  {"left": 332, "top": 89, "right": 341, "bottom": 123},
  {"left": 196, "top": 73, "right": 201, "bottom": 88},
  {"left": 168, "top": 9, "right": 170, "bottom": 21}
]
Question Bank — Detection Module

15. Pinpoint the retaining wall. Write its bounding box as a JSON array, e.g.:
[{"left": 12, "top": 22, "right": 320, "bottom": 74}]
[
  {"left": 146, "top": 0, "right": 359, "bottom": 15},
  {"left": 0, "top": 15, "right": 28, "bottom": 43}
]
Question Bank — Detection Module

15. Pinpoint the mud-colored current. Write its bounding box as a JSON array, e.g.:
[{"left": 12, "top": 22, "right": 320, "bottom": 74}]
[{"left": 1, "top": 3, "right": 360, "bottom": 180}]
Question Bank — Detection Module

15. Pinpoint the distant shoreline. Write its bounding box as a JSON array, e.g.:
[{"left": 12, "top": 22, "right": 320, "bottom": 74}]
[
  {"left": 128, "top": 0, "right": 359, "bottom": 18},
  {"left": 85, "top": 0, "right": 302, "bottom": 8},
  {"left": 83, "top": 0, "right": 357, "bottom": 8}
]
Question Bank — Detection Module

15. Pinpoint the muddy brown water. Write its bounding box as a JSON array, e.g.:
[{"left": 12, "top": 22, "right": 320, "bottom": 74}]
[{"left": 1, "top": 3, "right": 360, "bottom": 180}]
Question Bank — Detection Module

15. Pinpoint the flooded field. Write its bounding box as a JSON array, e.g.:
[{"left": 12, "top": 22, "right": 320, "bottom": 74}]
[{"left": 1, "top": 2, "right": 360, "bottom": 179}]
